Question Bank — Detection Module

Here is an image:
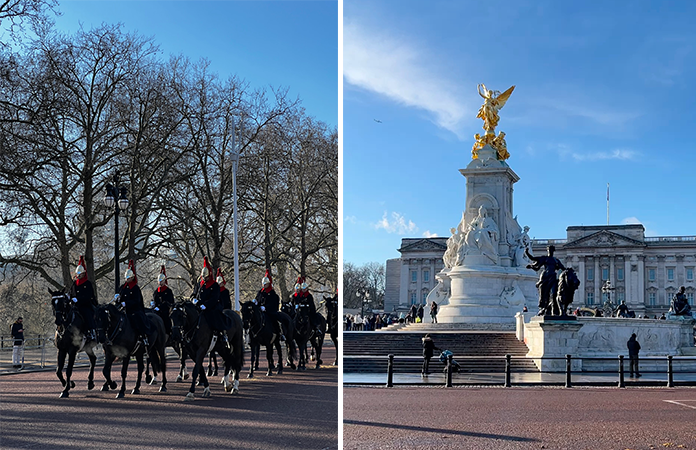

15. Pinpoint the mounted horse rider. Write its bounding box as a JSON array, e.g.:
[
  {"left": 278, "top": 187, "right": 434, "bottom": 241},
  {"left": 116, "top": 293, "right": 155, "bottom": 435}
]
[
  {"left": 191, "top": 256, "right": 233, "bottom": 348},
  {"left": 217, "top": 268, "right": 232, "bottom": 310},
  {"left": 152, "top": 265, "right": 175, "bottom": 335},
  {"left": 69, "top": 255, "right": 98, "bottom": 341},
  {"left": 255, "top": 270, "right": 291, "bottom": 342},
  {"left": 291, "top": 276, "right": 323, "bottom": 337},
  {"left": 116, "top": 259, "right": 152, "bottom": 346}
]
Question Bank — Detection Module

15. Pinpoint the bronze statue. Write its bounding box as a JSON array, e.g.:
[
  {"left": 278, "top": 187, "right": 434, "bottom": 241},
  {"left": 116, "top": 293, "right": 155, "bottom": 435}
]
[
  {"left": 670, "top": 286, "right": 692, "bottom": 316},
  {"left": 526, "top": 245, "right": 565, "bottom": 316},
  {"left": 554, "top": 268, "right": 579, "bottom": 316}
]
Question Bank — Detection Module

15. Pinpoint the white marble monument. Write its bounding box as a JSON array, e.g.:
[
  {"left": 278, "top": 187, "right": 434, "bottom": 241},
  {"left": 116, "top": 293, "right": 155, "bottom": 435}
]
[{"left": 430, "top": 84, "right": 539, "bottom": 324}]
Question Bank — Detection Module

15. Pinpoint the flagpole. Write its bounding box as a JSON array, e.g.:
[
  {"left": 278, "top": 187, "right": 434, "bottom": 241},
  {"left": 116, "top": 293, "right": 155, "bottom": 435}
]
[
  {"left": 607, "top": 183, "right": 610, "bottom": 225},
  {"left": 231, "top": 117, "right": 240, "bottom": 311}
]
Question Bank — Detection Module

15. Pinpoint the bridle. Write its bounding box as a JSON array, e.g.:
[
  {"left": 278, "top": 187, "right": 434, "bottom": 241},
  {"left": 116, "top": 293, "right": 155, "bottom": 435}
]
[
  {"left": 243, "top": 302, "right": 266, "bottom": 340},
  {"left": 96, "top": 305, "right": 125, "bottom": 346},
  {"left": 171, "top": 304, "right": 197, "bottom": 344},
  {"left": 52, "top": 293, "right": 71, "bottom": 336}
]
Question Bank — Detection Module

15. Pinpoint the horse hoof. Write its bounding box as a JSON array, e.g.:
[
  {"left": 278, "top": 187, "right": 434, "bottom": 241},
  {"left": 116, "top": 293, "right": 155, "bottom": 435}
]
[
  {"left": 184, "top": 392, "right": 195, "bottom": 402},
  {"left": 315, "top": 363, "right": 321, "bottom": 369},
  {"left": 232, "top": 388, "right": 239, "bottom": 394},
  {"left": 266, "top": 371, "right": 273, "bottom": 377},
  {"left": 196, "top": 380, "right": 202, "bottom": 387},
  {"left": 225, "top": 384, "right": 232, "bottom": 393},
  {"left": 333, "top": 360, "right": 338, "bottom": 366},
  {"left": 59, "top": 391, "right": 69, "bottom": 398},
  {"left": 213, "top": 369, "right": 218, "bottom": 376},
  {"left": 277, "top": 369, "right": 283, "bottom": 375},
  {"left": 184, "top": 373, "right": 190, "bottom": 380},
  {"left": 202, "top": 388, "right": 211, "bottom": 398},
  {"left": 70, "top": 381, "right": 76, "bottom": 388},
  {"left": 317, "top": 359, "right": 323, "bottom": 365},
  {"left": 176, "top": 375, "right": 183, "bottom": 383},
  {"left": 206, "top": 369, "right": 213, "bottom": 377},
  {"left": 88, "top": 380, "right": 95, "bottom": 390},
  {"left": 159, "top": 385, "right": 167, "bottom": 393},
  {"left": 145, "top": 374, "right": 152, "bottom": 384},
  {"left": 101, "top": 384, "right": 110, "bottom": 392},
  {"left": 132, "top": 387, "right": 140, "bottom": 395},
  {"left": 290, "top": 364, "right": 297, "bottom": 371},
  {"left": 247, "top": 373, "right": 254, "bottom": 379},
  {"left": 149, "top": 376, "right": 158, "bottom": 386},
  {"left": 109, "top": 381, "right": 118, "bottom": 390},
  {"left": 116, "top": 392, "right": 125, "bottom": 399}
]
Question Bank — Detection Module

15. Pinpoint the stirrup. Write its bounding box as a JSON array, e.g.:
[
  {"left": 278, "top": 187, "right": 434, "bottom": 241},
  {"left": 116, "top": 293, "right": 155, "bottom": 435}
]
[
  {"left": 142, "top": 336, "right": 150, "bottom": 346},
  {"left": 279, "top": 334, "right": 286, "bottom": 342}
]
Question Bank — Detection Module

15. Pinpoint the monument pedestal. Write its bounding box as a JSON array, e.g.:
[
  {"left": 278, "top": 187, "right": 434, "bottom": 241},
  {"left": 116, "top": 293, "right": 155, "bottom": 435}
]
[{"left": 524, "top": 316, "right": 583, "bottom": 372}]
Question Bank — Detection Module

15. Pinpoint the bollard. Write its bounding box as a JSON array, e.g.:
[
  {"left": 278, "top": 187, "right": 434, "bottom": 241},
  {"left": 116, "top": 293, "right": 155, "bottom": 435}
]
[
  {"left": 565, "top": 354, "right": 572, "bottom": 388},
  {"left": 446, "top": 354, "right": 453, "bottom": 387},
  {"left": 504, "top": 354, "right": 511, "bottom": 388},
  {"left": 386, "top": 354, "right": 394, "bottom": 388},
  {"left": 667, "top": 355, "right": 674, "bottom": 388},
  {"left": 618, "top": 355, "right": 625, "bottom": 388}
]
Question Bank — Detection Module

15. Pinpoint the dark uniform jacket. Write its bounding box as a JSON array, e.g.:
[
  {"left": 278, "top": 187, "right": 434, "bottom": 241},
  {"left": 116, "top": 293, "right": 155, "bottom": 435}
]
[
  {"left": 120, "top": 283, "right": 150, "bottom": 336},
  {"left": 193, "top": 281, "right": 231, "bottom": 331},
  {"left": 70, "top": 279, "right": 98, "bottom": 329},
  {"left": 257, "top": 289, "right": 281, "bottom": 312},
  {"left": 153, "top": 286, "right": 175, "bottom": 333},
  {"left": 220, "top": 288, "right": 232, "bottom": 310}
]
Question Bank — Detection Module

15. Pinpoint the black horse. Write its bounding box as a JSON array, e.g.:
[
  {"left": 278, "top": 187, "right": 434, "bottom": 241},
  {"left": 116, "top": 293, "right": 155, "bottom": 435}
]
[
  {"left": 95, "top": 302, "right": 168, "bottom": 398},
  {"left": 50, "top": 289, "right": 100, "bottom": 398},
  {"left": 286, "top": 302, "right": 326, "bottom": 370},
  {"left": 170, "top": 301, "right": 244, "bottom": 400},
  {"left": 241, "top": 301, "right": 296, "bottom": 377},
  {"left": 323, "top": 294, "right": 339, "bottom": 366}
]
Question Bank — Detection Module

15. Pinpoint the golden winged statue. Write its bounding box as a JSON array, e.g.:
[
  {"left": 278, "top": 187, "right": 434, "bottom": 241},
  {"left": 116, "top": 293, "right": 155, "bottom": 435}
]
[
  {"left": 472, "top": 84, "right": 515, "bottom": 161},
  {"left": 476, "top": 84, "right": 515, "bottom": 134}
]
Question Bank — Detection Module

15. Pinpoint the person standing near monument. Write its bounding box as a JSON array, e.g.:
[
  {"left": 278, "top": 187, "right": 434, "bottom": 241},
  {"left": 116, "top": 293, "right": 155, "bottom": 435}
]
[
  {"left": 11, "top": 316, "right": 24, "bottom": 369},
  {"left": 526, "top": 245, "right": 565, "bottom": 316},
  {"left": 430, "top": 301, "right": 439, "bottom": 324},
  {"left": 421, "top": 334, "right": 440, "bottom": 376},
  {"left": 627, "top": 333, "right": 641, "bottom": 378}
]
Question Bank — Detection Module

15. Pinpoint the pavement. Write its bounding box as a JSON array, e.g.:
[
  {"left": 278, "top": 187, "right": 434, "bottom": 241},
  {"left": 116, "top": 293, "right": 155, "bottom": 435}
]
[{"left": 344, "top": 385, "right": 696, "bottom": 450}]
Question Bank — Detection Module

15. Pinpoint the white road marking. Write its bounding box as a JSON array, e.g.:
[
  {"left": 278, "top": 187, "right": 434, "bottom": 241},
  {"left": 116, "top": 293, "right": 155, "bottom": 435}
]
[{"left": 663, "top": 400, "right": 696, "bottom": 410}]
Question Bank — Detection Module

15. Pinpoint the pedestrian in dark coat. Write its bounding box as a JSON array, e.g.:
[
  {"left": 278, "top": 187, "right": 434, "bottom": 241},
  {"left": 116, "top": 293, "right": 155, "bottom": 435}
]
[
  {"left": 422, "top": 333, "right": 440, "bottom": 376},
  {"left": 11, "top": 317, "right": 24, "bottom": 369},
  {"left": 69, "top": 255, "right": 98, "bottom": 340},
  {"left": 152, "top": 265, "right": 174, "bottom": 335},
  {"left": 627, "top": 333, "right": 641, "bottom": 377}
]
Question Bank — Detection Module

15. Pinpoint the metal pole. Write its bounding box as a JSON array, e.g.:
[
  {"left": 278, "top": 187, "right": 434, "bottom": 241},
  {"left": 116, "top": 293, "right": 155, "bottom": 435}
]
[
  {"left": 114, "top": 201, "right": 120, "bottom": 294},
  {"left": 667, "top": 355, "right": 674, "bottom": 388},
  {"left": 618, "top": 355, "right": 625, "bottom": 388},
  {"left": 386, "top": 354, "right": 394, "bottom": 387},
  {"left": 565, "top": 354, "right": 572, "bottom": 388},
  {"left": 231, "top": 117, "right": 240, "bottom": 311},
  {"left": 505, "top": 354, "right": 511, "bottom": 388}
]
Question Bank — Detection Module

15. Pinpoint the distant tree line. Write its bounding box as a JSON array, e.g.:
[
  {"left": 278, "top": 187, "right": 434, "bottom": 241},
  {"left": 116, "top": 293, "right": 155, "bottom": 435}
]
[
  {"left": 0, "top": 5, "right": 337, "bottom": 333},
  {"left": 342, "top": 262, "right": 385, "bottom": 312}
]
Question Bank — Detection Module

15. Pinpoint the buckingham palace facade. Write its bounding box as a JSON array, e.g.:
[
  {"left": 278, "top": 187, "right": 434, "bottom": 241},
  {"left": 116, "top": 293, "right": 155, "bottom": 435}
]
[{"left": 384, "top": 224, "right": 696, "bottom": 316}]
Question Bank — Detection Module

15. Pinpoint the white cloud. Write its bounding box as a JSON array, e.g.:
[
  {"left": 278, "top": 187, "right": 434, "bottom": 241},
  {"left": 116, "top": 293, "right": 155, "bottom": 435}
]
[
  {"left": 559, "top": 147, "right": 639, "bottom": 162},
  {"left": 344, "top": 22, "right": 468, "bottom": 138},
  {"left": 344, "top": 215, "right": 357, "bottom": 224},
  {"left": 375, "top": 211, "right": 418, "bottom": 235},
  {"left": 422, "top": 230, "right": 438, "bottom": 238}
]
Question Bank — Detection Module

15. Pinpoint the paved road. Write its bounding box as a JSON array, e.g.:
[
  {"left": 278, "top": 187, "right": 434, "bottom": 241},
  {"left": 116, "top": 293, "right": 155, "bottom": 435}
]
[
  {"left": 1, "top": 347, "right": 337, "bottom": 450},
  {"left": 344, "top": 385, "right": 696, "bottom": 450}
]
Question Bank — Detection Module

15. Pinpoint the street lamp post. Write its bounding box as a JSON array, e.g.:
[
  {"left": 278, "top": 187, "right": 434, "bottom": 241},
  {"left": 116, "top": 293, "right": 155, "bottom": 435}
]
[
  {"left": 104, "top": 171, "right": 129, "bottom": 294},
  {"left": 357, "top": 288, "right": 371, "bottom": 318},
  {"left": 601, "top": 279, "right": 615, "bottom": 316}
]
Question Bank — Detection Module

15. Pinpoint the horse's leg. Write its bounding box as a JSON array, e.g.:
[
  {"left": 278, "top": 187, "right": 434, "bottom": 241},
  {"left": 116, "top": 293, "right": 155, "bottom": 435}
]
[
  {"left": 332, "top": 334, "right": 338, "bottom": 366},
  {"left": 314, "top": 338, "right": 323, "bottom": 369},
  {"left": 213, "top": 352, "right": 218, "bottom": 376},
  {"left": 145, "top": 353, "right": 154, "bottom": 385},
  {"left": 87, "top": 350, "right": 97, "bottom": 390},
  {"left": 247, "top": 342, "right": 257, "bottom": 378},
  {"left": 56, "top": 349, "right": 67, "bottom": 388},
  {"left": 265, "top": 344, "right": 274, "bottom": 376},
  {"left": 206, "top": 352, "right": 213, "bottom": 377},
  {"left": 101, "top": 354, "right": 117, "bottom": 391},
  {"left": 274, "top": 340, "right": 283, "bottom": 375},
  {"left": 116, "top": 357, "right": 129, "bottom": 399},
  {"left": 132, "top": 354, "right": 144, "bottom": 395}
]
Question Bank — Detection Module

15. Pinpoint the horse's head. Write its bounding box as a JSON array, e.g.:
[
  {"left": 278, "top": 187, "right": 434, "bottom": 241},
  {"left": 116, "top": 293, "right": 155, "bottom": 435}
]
[
  {"left": 280, "top": 301, "right": 294, "bottom": 317},
  {"left": 240, "top": 301, "right": 257, "bottom": 330},
  {"left": 94, "top": 302, "right": 121, "bottom": 344},
  {"left": 50, "top": 289, "right": 71, "bottom": 328},
  {"left": 170, "top": 301, "right": 196, "bottom": 342},
  {"left": 294, "top": 303, "right": 312, "bottom": 332}
]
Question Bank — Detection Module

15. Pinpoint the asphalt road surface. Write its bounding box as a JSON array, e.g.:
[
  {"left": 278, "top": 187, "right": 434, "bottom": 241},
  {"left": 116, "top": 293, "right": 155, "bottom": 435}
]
[
  {"left": 344, "top": 385, "right": 696, "bottom": 450},
  {"left": 1, "top": 347, "right": 337, "bottom": 450}
]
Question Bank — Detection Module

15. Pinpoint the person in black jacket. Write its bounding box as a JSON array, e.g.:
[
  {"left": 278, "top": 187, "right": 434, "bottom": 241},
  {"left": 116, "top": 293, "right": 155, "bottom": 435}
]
[
  {"left": 291, "top": 276, "right": 323, "bottom": 336},
  {"left": 217, "top": 268, "right": 232, "bottom": 310},
  {"left": 422, "top": 334, "right": 440, "bottom": 376},
  {"left": 627, "top": 333, "right": 641, "bottom": 377},
  {"left": 256, "top": 270, "right": 291, "bottom": 341},
  {"left": 152, "top": 265, "right": 174, "bottom": 335},
  {"left": 117, "top": 260, "right": 151, "bottom": 346},
  {"left": 69, "top": 255, "right": 98, "bottom": 341},
  {"left": 11, "top": 317, "right": 24, "bottom": 369}
]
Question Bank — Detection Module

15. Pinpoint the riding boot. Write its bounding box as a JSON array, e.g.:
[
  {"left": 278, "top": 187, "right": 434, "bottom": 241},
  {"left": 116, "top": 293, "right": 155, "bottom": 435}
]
[
  {"left": 88, "top": 329, "right": 97, "bottom": 341},
  {"left": 141, "top": 335, "right": 150, "bottom": 347},
  {"left": 222, "top": 333, "right": 230, "bottom": 350}
]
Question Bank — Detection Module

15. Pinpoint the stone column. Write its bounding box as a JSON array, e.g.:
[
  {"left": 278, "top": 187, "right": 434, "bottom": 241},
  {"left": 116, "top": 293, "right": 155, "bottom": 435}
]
[
  {"left": 594, "top": 258, "right": 601, "bottom": 306},
  {"left": 578, "top": 258, "right": 586, "bottom": 306},
  {"left": 524, "top": 317, "right": 583, "bottom": 372}
]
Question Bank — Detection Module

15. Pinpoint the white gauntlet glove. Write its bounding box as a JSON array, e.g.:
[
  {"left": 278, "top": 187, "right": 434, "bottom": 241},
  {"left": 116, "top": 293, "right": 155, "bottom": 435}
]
[
  {"left": 72, "top": 298, "right": 78, "bottom": 303},
  {"left": 193, "top": 298, "right": 198, "bottom": 305},
  {"left": 260, "top": 306, "right": 266, "bottom": 312},
  {"left": 200, "top": 304, "right": 206, "bottom": 310}
]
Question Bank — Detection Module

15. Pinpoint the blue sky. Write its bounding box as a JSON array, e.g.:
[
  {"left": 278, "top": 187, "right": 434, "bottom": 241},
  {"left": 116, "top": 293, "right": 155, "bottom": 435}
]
[
  {"left": 51, "top": 0, "right": 338, "bottom": 127},
  {"left": 343, "top": 0, "right": 696, "bottom": 266}
]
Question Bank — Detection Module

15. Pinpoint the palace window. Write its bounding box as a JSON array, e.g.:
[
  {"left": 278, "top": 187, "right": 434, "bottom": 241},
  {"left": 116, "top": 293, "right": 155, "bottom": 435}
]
[
  {"left": 422, "top": 291, "right": 428, "bottom": 303},
  {"left": 411, "top": 271, "right": 417, "bottom": 283},
  {"left": 667, "top": 268, "right": 675, "bottom": 281},
  {"left": 687, "top": 268, "right": 694, "bottom": 281},
  {"left": 648, "top": 268, "right": 656, "bottom": 281},
  {"left": 617, "top": 268, "right": 624, "bottom": 281},
  {"left": 423, "top": 270, "right": 430, "bottom": 283},
  {"left": 587, "top": 268, "right": 594, "bottom": 281},
  {"left": 687, "top": 293, "right": 694, "bottom": 304},
  {"left": 410, "top": 292, "right": 417, "bottom": 305},
  {"left": 587, "top": 292, "right": 594, "bottom": 305},
  {"left": 602, "top": 268, "right": 609, "bottom": 281},
  {"left": 648, "top": 292, "right": 656, "bottom": 306}
]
